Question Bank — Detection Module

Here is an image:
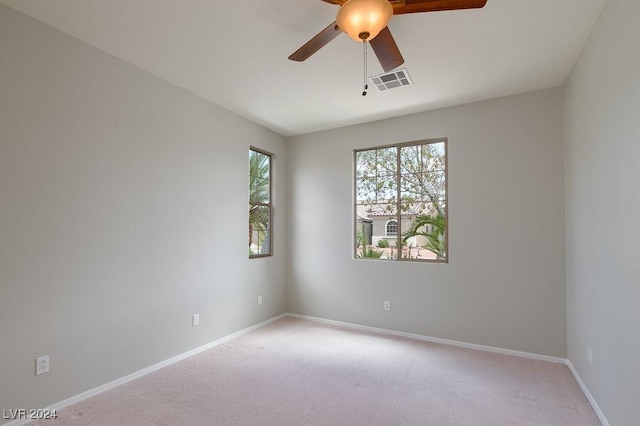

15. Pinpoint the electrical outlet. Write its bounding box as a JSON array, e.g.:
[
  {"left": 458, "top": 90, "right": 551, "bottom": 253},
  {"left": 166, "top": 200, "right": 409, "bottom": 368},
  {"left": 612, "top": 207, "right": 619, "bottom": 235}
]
[
  {"left": 35, "top": 355, "right": 49, "bottom": 375},
  {"left": 258, "top": 296, "right": 263, "bottom": 306},
  {"left": 587, "top": 346, "right": 593, "bottom": 365},
  {"left": 192, "top": 313, "right": 199, "bottom": 327},
  {"left": 384, "top": 301, "right": 391, "bottom": 311}
]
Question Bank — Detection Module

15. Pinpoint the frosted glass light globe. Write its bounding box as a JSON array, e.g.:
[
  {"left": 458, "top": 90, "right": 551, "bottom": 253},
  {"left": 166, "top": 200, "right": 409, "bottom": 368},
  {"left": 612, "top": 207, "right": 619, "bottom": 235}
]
[{"left": 337, "top": 0, "right": 393, "bottom": 42}]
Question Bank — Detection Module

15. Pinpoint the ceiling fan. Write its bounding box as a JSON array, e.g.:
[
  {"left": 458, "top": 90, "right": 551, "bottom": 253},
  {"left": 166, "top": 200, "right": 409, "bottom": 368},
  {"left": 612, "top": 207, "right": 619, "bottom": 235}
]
[{"left": 289, "top": 0, "right": 488, "bottom": 72}]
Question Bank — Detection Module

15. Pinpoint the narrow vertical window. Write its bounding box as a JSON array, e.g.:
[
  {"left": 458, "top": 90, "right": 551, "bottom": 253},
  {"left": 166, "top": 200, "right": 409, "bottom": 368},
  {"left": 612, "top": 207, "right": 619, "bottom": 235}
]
[
  {"left": 249, "top": 148, "right": 272, "bottom": 257},
  {"left": 354, "top": 139, "right": 447, "bottom": 262}
]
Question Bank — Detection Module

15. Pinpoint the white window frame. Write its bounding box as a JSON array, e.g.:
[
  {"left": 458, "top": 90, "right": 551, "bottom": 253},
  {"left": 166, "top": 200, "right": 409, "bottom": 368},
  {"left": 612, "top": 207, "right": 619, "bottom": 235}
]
[{"left": 385, "top": 219, "right": 398, "bottom": 237}]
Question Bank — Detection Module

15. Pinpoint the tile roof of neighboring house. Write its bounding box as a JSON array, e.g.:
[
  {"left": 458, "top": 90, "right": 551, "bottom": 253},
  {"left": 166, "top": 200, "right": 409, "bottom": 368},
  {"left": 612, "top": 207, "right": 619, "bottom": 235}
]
[{"left": 358, "top": 203, "right": 436, "bottom": 218}]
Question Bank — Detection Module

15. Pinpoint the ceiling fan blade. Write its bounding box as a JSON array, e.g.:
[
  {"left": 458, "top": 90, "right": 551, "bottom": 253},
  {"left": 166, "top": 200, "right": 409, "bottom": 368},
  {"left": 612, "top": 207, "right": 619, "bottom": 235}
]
[
  {"left": 392, "top": 0, "right": 487, "bottom": 15},
  {"left": 288, "top": 21, "right": 343, "bottom": 62},
  {"left": 369, "top": 26, "right": 404, "bottom": 72},
  {"left": 320, "top": 0, "right": 347, "bottom": 4}
]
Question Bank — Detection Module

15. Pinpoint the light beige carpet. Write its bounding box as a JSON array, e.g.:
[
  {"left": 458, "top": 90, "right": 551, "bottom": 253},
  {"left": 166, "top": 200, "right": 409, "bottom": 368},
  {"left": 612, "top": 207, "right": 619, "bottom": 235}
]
[{"left": 34, "top": 317, "right": 599, "bottom": 425}]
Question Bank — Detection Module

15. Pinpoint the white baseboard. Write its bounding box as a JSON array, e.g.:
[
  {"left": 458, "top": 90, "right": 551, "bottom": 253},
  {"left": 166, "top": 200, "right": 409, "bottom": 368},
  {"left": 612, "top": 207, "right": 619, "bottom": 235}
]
[
  {"left": 565, "top": 360, "right": 609, "bottom": 426},
  {"left": 7, "top": 313, "right": 608, "bottom": 426},
  {"left": 286, "top": 313, "right": 566, "bottom": 364},
  {"left": 6, "top": 314, "right": 286, "bottom": 426},
  {"left": 287, "top": 313, "right": 609, "bottom": 425}
]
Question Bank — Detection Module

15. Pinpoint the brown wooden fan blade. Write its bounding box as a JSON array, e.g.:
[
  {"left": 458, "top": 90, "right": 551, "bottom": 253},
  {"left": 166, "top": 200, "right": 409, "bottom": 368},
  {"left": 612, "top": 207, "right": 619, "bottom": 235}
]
[
  {"left": 320, "top": 0, "right": 347, "bottom": 5},
  {"left": 288, "top": 21, "right": 343, "bottom": 62},
  {"left": 392, "top": 0, "right": 487, "bottom": 15},
  {"left": 369, "top": 26, "right": 404, "bottom": 72}
]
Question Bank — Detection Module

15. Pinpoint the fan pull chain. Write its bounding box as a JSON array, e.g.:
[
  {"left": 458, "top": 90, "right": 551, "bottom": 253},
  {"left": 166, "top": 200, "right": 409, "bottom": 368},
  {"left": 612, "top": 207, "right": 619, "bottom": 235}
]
[{"left": 362, "top": 39, "right": 368, "bottom": 96}]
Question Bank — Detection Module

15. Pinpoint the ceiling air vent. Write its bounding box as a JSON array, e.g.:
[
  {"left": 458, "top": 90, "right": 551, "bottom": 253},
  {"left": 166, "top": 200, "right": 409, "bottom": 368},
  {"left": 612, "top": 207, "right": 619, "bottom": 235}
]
[{"left": 370, "top": 68, "right": 413, "bottom": 92}]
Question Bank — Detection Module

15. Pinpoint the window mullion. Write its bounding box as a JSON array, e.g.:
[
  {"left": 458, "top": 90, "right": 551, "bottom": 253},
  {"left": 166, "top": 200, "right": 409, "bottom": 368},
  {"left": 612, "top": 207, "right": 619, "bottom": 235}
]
[{"left": 396, "top": 146, "right": 402, "bottom": 260}]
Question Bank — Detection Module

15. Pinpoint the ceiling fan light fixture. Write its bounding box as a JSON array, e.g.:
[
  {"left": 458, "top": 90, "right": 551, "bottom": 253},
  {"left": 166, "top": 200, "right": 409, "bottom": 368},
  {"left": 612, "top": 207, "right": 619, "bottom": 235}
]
[{"left": 336, "top": 0, "right": 393, "bottom": 42}]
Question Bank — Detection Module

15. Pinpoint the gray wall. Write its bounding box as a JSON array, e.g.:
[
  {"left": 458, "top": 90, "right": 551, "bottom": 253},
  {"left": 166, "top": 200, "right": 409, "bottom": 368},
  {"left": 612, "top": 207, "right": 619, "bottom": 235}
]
[
  {"left": 564, "top": 0, "right": 640, "bottom": 424},
  {"left": 0, "top": 4, "right": 287, "bottom": 416},
  {"left": 288, "top": 88, "right": 567, "bottom": 358}
]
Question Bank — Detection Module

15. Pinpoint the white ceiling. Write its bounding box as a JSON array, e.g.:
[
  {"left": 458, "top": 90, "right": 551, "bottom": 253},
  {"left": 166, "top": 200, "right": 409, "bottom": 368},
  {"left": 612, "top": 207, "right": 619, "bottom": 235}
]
[{"left": 1, "top": 0, "right": 607, "bottom": 136}]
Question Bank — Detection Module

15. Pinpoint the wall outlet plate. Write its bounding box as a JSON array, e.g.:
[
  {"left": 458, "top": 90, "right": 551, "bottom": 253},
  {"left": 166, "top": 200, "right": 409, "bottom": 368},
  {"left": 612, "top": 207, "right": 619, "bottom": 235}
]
[
  {"left": 384, "top": 301, "right": 391, "bottom": 311},
  {"left": 192, "top": 313, "right": 199, "bottom": 327},
  {"left": 36, "top": 355, "right": 49, "bottom": 375},
  {"left": 258, "top": 296, "right": 263, "bottom": 306}
]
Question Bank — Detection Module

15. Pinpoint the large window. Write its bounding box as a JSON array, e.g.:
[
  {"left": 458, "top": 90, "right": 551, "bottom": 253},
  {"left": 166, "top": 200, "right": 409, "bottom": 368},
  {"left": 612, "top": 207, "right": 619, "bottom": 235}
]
[
  {"left": 249, "top": 148, "right": 272, "bottom": 257},
  {"left": 354, "top": 139, "right": 447, "bottom": 262}
]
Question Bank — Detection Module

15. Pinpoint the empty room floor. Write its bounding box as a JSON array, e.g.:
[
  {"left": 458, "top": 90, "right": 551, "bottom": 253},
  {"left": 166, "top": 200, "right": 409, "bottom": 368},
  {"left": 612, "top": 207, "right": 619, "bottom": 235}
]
[{"left": 33, "top": 317, "right": 599, "bottom": 425}]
